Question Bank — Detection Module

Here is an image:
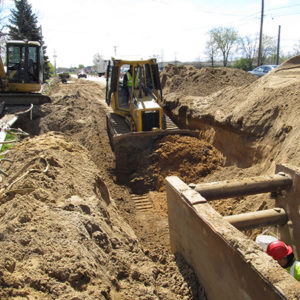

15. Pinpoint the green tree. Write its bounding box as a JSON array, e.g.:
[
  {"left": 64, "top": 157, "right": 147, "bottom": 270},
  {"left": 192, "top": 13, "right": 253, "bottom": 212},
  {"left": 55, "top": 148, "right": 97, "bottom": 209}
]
[
  {"left": 48, "top": 61, "right": 55, "bottom": 76},
  {"left": 8, "top": 0, "right": 40, "bottom": 40},
  {"left": 209, "top": 27, "right": 238, "bottom": 67},
  {"left": 8, "top": 0, "right": 50, "bottom": 80},
  {"left": 232, "top": 58, "right": 253, "bottom": 71}
]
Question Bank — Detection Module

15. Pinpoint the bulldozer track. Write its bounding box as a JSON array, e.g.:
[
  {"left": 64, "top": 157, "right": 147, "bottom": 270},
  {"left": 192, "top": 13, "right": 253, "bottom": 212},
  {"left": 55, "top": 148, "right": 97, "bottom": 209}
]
[
  {"left": 164, "top": 115, "right": 178, "bottom": 130},
  {"left": 131, "top": 194, "right": 153, "bottom": 212}
]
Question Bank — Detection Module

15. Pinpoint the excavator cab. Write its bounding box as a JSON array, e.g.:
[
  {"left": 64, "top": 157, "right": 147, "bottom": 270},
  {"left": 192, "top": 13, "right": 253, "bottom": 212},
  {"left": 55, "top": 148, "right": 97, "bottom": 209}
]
[
  {"left": 5, "top": 40, "right": 43, "bottom": 92},
  {"left": 0, "top": 40, "right": 50, "bottom": 105}
]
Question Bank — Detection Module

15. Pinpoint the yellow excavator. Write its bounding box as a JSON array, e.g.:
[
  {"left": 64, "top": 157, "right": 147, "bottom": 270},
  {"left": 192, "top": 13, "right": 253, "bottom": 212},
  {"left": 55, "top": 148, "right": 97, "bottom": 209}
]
[
  {"left": 105, "top": 58, "right": 198, "bottom": 173},
  {"left": 0, "top": 40, "right": 50, "bottom": 106}
]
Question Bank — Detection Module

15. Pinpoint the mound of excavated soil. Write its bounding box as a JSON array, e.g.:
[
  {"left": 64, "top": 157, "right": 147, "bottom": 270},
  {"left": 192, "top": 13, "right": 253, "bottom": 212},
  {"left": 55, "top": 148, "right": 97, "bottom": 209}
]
[
  {"left": 160, "top": 64, "right": 257, "bottom": 97},
  {"left": 0, "top": 79, "right": 206, "bottom": 299},
  {"left": 0, "top": 133, "right": 148, "bottom": 299},
  {"left": 160, "top": 56, "right": 300, "bottom": 230},
  {"left": 128, "top": 135, "right": 224, "bottom": 193}
]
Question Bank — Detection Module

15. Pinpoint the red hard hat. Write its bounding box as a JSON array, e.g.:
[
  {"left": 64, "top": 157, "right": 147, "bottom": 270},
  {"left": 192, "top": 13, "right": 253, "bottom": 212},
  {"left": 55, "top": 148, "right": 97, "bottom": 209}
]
[{"left": 266, "top": 241, "right": 293, "bottom": 260}]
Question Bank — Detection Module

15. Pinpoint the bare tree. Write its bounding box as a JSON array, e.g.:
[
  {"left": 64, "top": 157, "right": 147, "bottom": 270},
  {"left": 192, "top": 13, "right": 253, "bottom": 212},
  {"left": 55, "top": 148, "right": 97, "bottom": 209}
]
[
  {"left": 239, "top": 35, "right": 257, "bottom": 61},
  {"left": 205, "top": 37, "right": 218, "bottom": 67},
  {"left": 0, "top": 0, "right": 11, "bottom": 54},
  {"left": 293, "top": 40, "right": 300, "bottom": 56},
  {"left": 261, "top": 34, "right": 277, "bottom": 64},
  {"left": 209, "top": 27, "right": 238, "bottom": 66}
]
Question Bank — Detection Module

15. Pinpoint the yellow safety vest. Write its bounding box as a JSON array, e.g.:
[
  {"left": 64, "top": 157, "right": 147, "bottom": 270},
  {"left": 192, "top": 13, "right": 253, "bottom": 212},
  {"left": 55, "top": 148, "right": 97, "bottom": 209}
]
[
  {"left": 286, "top": 261, "right": 300, "bottom": 281},
  {"left": 126, "top": 72, "right": 132, "bottom": 87}
]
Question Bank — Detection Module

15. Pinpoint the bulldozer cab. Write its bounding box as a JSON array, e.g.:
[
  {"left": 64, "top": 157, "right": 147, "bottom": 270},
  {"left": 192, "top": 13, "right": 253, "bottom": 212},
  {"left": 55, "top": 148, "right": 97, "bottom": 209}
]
[
  {"left": 106, "top": 58, "right": 163, "bottom": 132},
  {"left": 2, "top": 40, "right": 44, "bottom": 93}
]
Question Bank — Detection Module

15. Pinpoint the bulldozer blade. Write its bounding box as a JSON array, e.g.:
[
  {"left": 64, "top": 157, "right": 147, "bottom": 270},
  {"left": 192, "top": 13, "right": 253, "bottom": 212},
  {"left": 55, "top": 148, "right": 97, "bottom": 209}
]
[
  {"left": 106, "top": 113, "right": 199, "bottom": 176},
  {"left": 0, "top": 93, "right": 51, "bottom": 105}
]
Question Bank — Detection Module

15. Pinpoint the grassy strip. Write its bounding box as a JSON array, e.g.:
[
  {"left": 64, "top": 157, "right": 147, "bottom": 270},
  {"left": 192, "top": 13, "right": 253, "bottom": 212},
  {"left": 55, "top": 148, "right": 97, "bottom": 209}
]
[{"left": 0, "top": 133, "right": 15, "bottom": 157}]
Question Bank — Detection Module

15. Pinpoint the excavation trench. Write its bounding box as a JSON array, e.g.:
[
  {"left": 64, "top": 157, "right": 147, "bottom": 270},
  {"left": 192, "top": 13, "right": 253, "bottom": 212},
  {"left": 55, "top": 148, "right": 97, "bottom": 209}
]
[{"left": 2, "top": 59, "right": 300, "bottom": 299}]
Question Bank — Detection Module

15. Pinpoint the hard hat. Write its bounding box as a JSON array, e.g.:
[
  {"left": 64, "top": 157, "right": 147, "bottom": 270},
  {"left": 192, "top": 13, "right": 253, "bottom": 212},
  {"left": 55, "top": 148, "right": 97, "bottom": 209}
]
[{"left": 266, "top": 241, "right": 293, "bottom": 260}]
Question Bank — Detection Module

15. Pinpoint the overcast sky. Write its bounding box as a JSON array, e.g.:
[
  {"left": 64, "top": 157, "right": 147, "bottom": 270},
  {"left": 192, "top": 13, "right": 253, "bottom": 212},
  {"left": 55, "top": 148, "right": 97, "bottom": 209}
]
[{"left": 5, "top": 0, "right": 300, "bottom": 67}]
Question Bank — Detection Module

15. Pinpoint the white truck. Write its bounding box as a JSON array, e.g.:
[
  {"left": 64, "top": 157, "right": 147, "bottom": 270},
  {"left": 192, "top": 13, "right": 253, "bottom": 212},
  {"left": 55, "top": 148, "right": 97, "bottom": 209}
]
[{"left": 94, "top": 54, "right": 107, "bottom": 77}]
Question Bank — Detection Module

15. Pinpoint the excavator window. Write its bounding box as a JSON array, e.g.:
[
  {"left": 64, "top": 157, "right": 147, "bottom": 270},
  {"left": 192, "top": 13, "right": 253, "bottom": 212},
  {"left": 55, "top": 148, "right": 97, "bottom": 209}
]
[
  {"left": 151, "top": 63, "right": 161, "bottom": 90},
  {"left": 28, "top": 46, "right": 39, "bottom": 82},
  {"left": 6, "top": 43, "right": 40, "bottom": 84},
  {"left": 145, "top": 64, "right": 153, "bottom": 90}
]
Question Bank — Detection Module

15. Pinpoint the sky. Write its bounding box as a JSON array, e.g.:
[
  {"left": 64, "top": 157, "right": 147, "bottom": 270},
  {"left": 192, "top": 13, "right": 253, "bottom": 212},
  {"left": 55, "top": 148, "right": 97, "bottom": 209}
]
[{"left": 4, "top": 0, "right": 300, "bottom": 68}]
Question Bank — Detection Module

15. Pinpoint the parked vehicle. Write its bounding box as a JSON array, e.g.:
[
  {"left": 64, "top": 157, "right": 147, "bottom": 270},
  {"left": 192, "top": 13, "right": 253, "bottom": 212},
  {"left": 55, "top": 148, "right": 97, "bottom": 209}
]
[
  {"left": 77, "top": 70, "right": 87, "bottom": 78},
  {"left": 248, "top": 65, "right": 278, "bottom": 77},
  {"left": 58, "top": 72, "right": 70, "bottom": 83},
  {"left": 96, "top": 58, "right": 108, "bottom": 77}
]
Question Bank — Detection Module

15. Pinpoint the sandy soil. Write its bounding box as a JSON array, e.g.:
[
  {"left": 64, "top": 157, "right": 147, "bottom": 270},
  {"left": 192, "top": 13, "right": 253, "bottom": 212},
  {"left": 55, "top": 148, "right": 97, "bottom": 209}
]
[
  {"left": 0, "top": 79, "right": 207, "bottom": 299},
  {"left": 1, "top": 56, "right": 300, "bottom": 298},
  {"left": 159, "top": 61, "right": 300, "bottom": 225}
]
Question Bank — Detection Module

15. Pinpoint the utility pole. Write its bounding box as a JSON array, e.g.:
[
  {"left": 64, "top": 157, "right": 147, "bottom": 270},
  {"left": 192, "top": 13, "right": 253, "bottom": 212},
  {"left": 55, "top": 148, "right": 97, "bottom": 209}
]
[
  {"left": 276, "top": 25, "right": 281, "bottom": 65},
  {"left": 113, "top": 45, "right": 118, "bottom": 57},
  {"left": 257, "top": 0, "right": 264, "bottom": 66},
  {"left": 53, "top": 49, "right": 57, "bottom": 76}
]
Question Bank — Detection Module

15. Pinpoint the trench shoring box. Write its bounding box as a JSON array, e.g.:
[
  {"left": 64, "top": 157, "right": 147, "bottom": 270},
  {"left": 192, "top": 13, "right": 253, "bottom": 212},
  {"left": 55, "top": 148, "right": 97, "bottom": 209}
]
[{"left": 166, "top": 176, "right": 300, "bottom": 300}]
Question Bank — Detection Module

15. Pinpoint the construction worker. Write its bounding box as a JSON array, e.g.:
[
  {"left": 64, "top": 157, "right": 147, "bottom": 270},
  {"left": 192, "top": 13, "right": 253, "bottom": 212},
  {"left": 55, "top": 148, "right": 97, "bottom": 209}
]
[
  {"left": 124, "top": 66, "right": 133, "bottom": 101},
  {"left": 266, "top": 240, "right": 300, "bottom": 281}
]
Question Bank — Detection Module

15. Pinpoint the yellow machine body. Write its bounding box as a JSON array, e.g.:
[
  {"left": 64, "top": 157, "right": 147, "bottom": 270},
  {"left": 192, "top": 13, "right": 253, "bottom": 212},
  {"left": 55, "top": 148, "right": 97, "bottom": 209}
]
[{"left": 0, "top": 40, "right": 50, "bottom": 105}]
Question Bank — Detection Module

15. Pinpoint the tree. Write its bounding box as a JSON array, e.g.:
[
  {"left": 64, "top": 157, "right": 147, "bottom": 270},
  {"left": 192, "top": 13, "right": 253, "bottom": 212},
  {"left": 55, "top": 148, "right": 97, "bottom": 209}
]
[
  {"left": 8, "top": 0, "right": 40, "bottom": 40},
  {"left": 238, "top": 35, "right": 258, "bottom": 70},
  {"left": 205, "top": 37, "right": 218, "bottom": 67},
  {"left": 260, "top": 35, "right": 277, "bottom": 65},
  {"left": 8, "top": 0, "right": 50, "bottom": 80},
  {"left": 0, "top": 0, "right": 14, "bottom": 54},
  {"left": 209, "top": 27, "right": 238, "bottom": 67},
  {"left": 293, "top": 40, "right": 300, "bottom": 56},
  {"left": 48, "top": 61, "right": 55, "bottom": 76}
]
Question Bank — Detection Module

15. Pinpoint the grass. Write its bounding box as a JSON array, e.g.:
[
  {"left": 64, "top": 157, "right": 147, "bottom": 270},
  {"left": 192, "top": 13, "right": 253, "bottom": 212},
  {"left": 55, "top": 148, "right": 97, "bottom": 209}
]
[{"left": 0, "top": 133, "right": 15, "bottom": 158}]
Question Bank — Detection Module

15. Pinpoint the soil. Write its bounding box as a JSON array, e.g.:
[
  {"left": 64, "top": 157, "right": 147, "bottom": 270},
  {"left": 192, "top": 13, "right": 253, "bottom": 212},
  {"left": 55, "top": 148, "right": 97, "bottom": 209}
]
[
  {"left": 159, "top": 61, "right": 300, "bottom": 224},
  {"left": 0, "top": 79, "right": 206, "bottom": 299},
  {"left": 1, "top": 56, "right": 300, "bottom": 299}
]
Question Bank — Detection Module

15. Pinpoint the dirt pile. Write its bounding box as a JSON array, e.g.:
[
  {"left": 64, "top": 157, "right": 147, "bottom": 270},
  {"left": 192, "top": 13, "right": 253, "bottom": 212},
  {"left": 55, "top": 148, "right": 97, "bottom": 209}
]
[
  {"left": 0, "top": 79, "right": 206, "bottom": 299},
  {"left": 161, "top": 58, "right": 300, "bottom": 171},
  {"left": 160, "top": 64, "right": 257, "bottom": 97},
  {"left": 0, "top": 133, "right": 147, "bottom": 299},
  {"left": 128, "top": 135, "right": 224, "bottom": 193},
  {"left": 159, "top": 57, "right": 300, "bottom": 222}
]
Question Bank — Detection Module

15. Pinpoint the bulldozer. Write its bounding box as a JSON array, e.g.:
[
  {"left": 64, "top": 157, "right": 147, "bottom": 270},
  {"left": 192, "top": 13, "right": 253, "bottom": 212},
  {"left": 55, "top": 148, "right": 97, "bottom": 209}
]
[
  {"left": 105, "top": 58, "right": 198, "bottom": 174},
  {"left": 0, "top": 40, "right": 51, "bottom": 107}
]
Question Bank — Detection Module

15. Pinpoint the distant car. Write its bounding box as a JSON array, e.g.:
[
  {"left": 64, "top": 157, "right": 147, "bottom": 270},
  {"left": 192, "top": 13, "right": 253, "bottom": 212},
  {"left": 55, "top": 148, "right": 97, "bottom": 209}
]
[
  {"left": 77, "top": 70, "right": 87, "bottom": 78},
  {"left": 248, "top": 65, "right": 278, "bottom": 77}
]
